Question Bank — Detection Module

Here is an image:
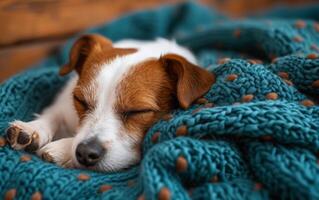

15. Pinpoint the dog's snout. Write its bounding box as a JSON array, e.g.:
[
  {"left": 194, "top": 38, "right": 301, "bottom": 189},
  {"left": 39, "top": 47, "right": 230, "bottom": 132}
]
[{"left": 75, "top": 139, "right": 105, "bottom": 166}]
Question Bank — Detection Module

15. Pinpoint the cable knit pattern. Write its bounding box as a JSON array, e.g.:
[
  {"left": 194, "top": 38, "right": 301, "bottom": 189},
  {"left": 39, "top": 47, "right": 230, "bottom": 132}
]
[{"left": 0, "top": 2, "right": 319, "bottom": 200}]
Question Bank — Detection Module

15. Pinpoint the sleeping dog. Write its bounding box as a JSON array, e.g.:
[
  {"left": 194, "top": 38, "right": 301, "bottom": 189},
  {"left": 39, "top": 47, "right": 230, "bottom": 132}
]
[{"left": 6, "top": 34, "right": 215, "bottom": 172}]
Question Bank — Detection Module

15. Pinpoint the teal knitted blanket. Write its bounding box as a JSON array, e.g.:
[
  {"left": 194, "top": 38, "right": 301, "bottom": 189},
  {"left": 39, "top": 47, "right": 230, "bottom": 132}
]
[{"left": 1, "top": 2, "right": 319, "bottom": 200}]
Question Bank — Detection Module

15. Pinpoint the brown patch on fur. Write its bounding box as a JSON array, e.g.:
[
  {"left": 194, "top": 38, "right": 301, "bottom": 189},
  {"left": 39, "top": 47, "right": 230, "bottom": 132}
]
[
  {"left": 74, "top": 47, "right": 137, "bottom": 121},
  {"left": 160, "top": 54, "right": 216, "bottom": 109},
  {"left": 116, "top": 58, "right": 176, "bottom": 140},
  {"left": 62, "top": 35, "right": 215, "bottom": 157},
  {"left": 59, "top": 34, "right": 113, "bottom": 76},
  {"left": 61, "top": 34, "right": 137, "bottom": 121},
  {"left": 115, "top": 54, "right": 215, "bottom": 143}
]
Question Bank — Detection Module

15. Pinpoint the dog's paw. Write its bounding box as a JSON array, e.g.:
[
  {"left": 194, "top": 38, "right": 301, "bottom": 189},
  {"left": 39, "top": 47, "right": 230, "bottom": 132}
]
[
  {"left": 6, "top": 120, "right": 47, "bottom": 152},
  {"left": 37, "top": 138, "right": 74, "bottom": 168}
]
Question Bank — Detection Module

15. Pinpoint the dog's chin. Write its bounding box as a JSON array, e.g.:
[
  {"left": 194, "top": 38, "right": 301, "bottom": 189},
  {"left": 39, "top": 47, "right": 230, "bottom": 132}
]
[
  {"left": 93, "top": 160, "right": 140, "bottom": 172},
  {"left": 68, "top": 158, "right": 99, "bottom": 171},
  {"left": 69, "top": 157, "right": 139, "bottom": 172}
]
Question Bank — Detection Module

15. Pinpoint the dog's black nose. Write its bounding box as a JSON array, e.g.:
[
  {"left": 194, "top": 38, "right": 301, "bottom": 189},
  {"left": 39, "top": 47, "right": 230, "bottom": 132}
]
[{"left": 76, "top": 139, "right": 105, "bottom": 166}]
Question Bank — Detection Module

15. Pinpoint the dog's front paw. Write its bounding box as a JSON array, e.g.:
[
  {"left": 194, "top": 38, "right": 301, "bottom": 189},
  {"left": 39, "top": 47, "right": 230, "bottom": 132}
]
[
  {"left": 6, "top": 120, "right": 45, "bottom": 152},
  {"left": 37, "top": 138, "right": 74, "bottom": 168}
]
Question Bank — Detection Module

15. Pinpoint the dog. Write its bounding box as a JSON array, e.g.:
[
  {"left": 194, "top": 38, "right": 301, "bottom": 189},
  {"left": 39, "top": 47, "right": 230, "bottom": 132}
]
[{"left": 6, "top": 34, "right": 215, "bottom": 172}]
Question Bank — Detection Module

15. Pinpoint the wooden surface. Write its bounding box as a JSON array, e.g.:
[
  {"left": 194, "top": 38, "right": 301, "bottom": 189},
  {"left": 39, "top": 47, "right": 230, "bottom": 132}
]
[
  {"left": 0, "top": 0, "right": 181, "bottom": 81},
  {"left": 0, "top": 0, "right": 317, "bottom": 82}
]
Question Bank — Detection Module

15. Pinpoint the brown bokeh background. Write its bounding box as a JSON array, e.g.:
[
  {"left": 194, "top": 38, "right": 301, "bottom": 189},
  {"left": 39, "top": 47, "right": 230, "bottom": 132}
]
[{"left": 0, "top": 0, "right": 317, "bottom": 82}]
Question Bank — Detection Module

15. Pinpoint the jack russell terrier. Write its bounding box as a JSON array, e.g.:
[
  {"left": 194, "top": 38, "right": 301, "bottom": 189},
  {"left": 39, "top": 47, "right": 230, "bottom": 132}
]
[{"left": 6, "top": 34, "right": 215, "bottom": 172}]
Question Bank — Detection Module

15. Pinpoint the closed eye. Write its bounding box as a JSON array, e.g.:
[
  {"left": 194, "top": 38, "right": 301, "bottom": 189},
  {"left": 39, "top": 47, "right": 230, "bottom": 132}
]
[
  {"left": 73, "top": 95, "right": 89, "bottom": 110},
  {"left": 122, "top": 109, "right": 155, "bottom": 118}
]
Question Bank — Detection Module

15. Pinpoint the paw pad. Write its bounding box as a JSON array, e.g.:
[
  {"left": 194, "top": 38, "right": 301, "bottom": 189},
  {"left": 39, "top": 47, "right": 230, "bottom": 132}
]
[
  {"left": 24, "top": 134, "right": 40, "bottom": 152},
  {"left": 6, "top": 126, "right": 19, "bottom": 144},
  {"left": 17, "top": 131, "right": 31, "bottom": 145},
  {"left": 6, "top": 125, "right": 40, "bottom": 152}
]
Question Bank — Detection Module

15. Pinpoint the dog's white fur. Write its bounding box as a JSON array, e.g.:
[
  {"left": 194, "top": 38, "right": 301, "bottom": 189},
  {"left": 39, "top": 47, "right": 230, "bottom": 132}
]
[{"left": 9, "top": 38, "right": 196, "bottom": 172}]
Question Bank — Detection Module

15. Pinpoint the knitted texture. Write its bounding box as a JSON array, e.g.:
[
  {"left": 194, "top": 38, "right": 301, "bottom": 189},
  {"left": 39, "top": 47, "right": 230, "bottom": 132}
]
[{"left": 1, "top": 2, "right": 319, "bottom": 200}]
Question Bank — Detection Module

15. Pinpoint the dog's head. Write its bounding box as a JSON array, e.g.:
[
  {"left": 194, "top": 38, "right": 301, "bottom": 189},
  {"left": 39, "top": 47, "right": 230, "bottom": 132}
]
[{"left": 60, "top": 34, "right": 215, "bottom": 171}]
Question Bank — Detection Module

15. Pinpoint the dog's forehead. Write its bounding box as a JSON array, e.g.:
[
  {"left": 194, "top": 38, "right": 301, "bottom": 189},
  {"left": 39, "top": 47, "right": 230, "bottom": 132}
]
[
  {"left": 77, "top": 46, "right": 173, "bottom": 114},
  {"left": 115, "top": 59, "right": 170, "bottom": 109},
  {"left": 95, "top": 53, "right": 145, "bottom": 94},
  {"left": 92, "top": 56, "right": 172, "bottom": 118},
  {"left": 89, "top": 56, "right": 148, "bottom": 102},
  {"left": 74, "top": 49, "right": 138, "bottom": 98}
]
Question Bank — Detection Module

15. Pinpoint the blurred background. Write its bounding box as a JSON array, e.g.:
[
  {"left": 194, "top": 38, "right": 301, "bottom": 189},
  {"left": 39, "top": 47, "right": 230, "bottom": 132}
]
[{"left": 0, "top": 0, "right": 317, "bottom": 82}]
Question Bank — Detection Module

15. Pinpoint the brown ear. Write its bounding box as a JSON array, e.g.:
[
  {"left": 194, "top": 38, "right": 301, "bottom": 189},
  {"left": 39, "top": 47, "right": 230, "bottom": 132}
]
[
  {"left": 160, "top": 54, "right": 215, "bottom": 109},
  {"left": 59, "top": 34, "right": 113, "bottom": 76}
]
